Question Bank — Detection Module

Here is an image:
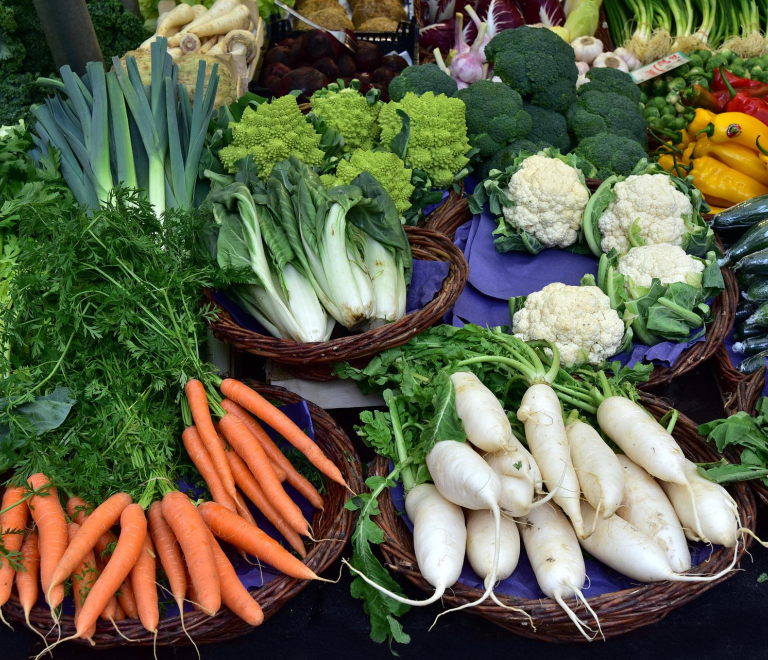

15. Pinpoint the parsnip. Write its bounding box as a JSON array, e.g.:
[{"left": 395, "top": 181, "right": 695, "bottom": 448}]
[
  {"left": 157, "top": 4, "right": 196, "bottom": 36},
  {"left": 168, "top": 0, "right": 240, "bottom": 46}
]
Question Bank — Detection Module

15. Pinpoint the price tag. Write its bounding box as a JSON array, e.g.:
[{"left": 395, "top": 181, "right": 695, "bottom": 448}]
[{"left": 630, "top": 52, "right": 691, "bottom": 83}]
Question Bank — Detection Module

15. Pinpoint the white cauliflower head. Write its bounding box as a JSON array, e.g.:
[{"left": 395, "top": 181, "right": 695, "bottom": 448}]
[
  {"left": 617, "top": 244, "right": 705, "bottom": 290},
  {"left": 512, "top": 283, "right": 625, "bottom": 365},
  {"left": 501, "top": 155, "right": 590, "bottom": 249},
  {"left": 598, "top": 174, "right": 693, "bottom": 254}
]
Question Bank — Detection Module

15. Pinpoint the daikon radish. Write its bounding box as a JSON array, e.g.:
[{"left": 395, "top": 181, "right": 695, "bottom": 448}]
[
  {"left": 579, "top": 502, "right": 737, "bottom": 582},
  {"left": 519, "top": 503, "right": 599, "bottom": 641},
  {"left": 616, "top": 455, "right": 691, "bottom": 573},
  {"left": 567, "top": 419, "right": 624, "bottom": 519},
  {"left": 485, "top": 450, "right": 558, "bottom": 516},
  {"left": 452, "top": 371, "right": 514, "bottom": 452},
  {"left": 518, "top": 384, "right": 586, "bottom": 538},
  {"left": 596, "top": 397, "right": 705, "bottom": 541},
  {"left": 660, "top": 459, "right": 739, "bottom": 547}
]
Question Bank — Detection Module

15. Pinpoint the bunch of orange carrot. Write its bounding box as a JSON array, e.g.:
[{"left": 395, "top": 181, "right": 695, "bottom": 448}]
[{"left": 0, "top": 377, "right": 349, "bottom": 646}]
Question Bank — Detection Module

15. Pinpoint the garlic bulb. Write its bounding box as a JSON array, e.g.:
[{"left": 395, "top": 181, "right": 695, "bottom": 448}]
[
  {"left": 614, "top": 47, "right": 642, "bottom": 71},
  {"left": 576, "top": 60, "right": 590, "bottom": 75},
  {"left": 571, "top": 36, "right": 603, "bottom": 64},
  {"left": 576, "top": 74, "right": 590, "bottom": 88},
  {"left": 593, "top": 52, "right": 630, "bottom": 72}
]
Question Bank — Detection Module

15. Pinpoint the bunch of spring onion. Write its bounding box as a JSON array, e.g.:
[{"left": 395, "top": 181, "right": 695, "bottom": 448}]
[
  {"left": 32, "top": 38, "right": 218, "bottom": 217},
  {"left": 203, "top": 156, "right": 412, "bottom": 342}
]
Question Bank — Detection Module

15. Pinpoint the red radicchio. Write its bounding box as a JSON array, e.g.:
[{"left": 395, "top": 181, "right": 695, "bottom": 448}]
[
  {"left": 419, "top": 20, "right": 456, "bottom": 52},
  {"left": 515, "top": 0, "right": 565, "bottom": 26},
  {"left": 424, "top": 0, "right": 458, "bottom": 25},
  {"left": 465, "top": 0, "right": 524, "bottom": 42}
]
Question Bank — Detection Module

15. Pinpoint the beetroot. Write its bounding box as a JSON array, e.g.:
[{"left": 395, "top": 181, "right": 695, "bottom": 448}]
[
  {"left": 354, "top": 41, "right": 382, "bottom": 72},
  {"left": 381, "top": 54, "right": 408, "bottom": 73},
  {"left": 261, "top": 62, "right": 292, "bottom": 79},
  {"left": 336, "top": 53, "right": 356, "bottom": 78},
  {"left": 313, "top": 57, "right": 340, "bottom": 81},
  {"left": 276, "top": 67, "right": 330, "bottom": 103},
  {"left": 370, "top": 66, "right": 396, "bottom": 86},
  {"left": 300, "top": 30, "right": 337, "bottom": 61},
  {"left": 262, "top": 75, "right": 283, "bottom": 93},
  {"left": 369, "top": 83, "right": 389, "bottom": 102},
  {"left": 263, "top": 47, "right": 293, "bottom": 68},
  {"left": 276, "top": 38, "right": 303, "bottom": 66}
]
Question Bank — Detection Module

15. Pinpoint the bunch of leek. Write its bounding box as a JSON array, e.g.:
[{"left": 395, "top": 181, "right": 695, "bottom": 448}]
[
  {"left": 204, "top": 156, "right": 412, "bottom": 342},
  {"left": 31, "top": 38, "right": 218, "bottom": 217}
]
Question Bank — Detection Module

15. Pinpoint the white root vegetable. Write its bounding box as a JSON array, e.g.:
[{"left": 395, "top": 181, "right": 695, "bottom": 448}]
[
  {"left": 157, "top": 4, "right": 197, "bottom": 37},
  {"left": 173, "top": 4, "right": 250, "bottom": 45},
  {"left": 486, "top": 449, "right": 559, "bottom": 516},
  {"left": 168, "top": 47, "right": 183, "bottom": 60},
  {"left": 616, "top": 455, "right": 691, "bottom": 573},
  {"left": 220, "top": 29, "right": 261, "bottom": 94},
  {"left": 345, "top": 484, "right": 466, "bottom": 605},
  {"left": 518, "top": 384, "right": 586, "bottom": 538},
  {"left": 484, "top": 440, "right": 542, "bottom": 491},
  {"left": 567, "top": 420, "right": 624, "bottom": 520},
  {"left": 180, "top": 33, "right": 202, "bottom": 54},
  {"left": 200, "top": 35, "right": 219, "bottom": 54},
  {"left": 519, "top": 503, "right": 600, "bottom": 642},
  {"left": 466, "top": 510, "right": 519, "bottom": 597},
  {"left": 579, "top": 502, "right": 738, "bottom": 582},
  {"left": 190, "top": 4, "right": 209, "bottom": 20},
  {"left": 452, "top": 371, "right": 514, "bottom": 453},
  {"left": 168, "top": 0, "right": 240, "bottom": 46},
  {"left": 660, "top": 460, "right": 739, "bottom": 547},
  {"left": 596, "top": 396, "right": 705, "bottom": 541}
]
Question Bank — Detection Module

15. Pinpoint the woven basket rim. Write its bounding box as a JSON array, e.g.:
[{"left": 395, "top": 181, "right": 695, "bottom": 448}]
[
  {"left": 206, "top": 226, "right": 469, "bottom": 365},
  {"left": 367, "top": 391, "right": 756, "bottom": 642},
  {"left": 2, "top": 383, "right": 364, "bottom": 648}
]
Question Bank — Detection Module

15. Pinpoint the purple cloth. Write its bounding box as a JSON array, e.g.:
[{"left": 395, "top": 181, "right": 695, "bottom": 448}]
[
  {"left": 422, "top": 189, "right": 451, "bottom": 217},
  {"left": 449, "top": 211, "right": 704, "bottom": 368},
  {"left": 390, "top": 478, "right": 715, "bottom": 599}
]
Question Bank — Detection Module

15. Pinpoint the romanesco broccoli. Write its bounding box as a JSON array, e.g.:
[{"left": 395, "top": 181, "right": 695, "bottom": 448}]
[
  {"left": 218, "top": 95, "right": 324, "bottom": 179},
  {"left": 388, "top": 64, "right": 459, "bottom": 101},
  {"left": 310, "top": 81, "right": 381, "bottom": 153},
  {"left": 377, "top": 92, "right": 471, "bottom": 188},
  {"left": 330, "top": 150, "right": 415, "bottom": 215}
]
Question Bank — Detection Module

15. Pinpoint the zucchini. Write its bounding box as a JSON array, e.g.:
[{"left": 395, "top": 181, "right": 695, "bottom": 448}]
[
  {"left": 734, "top": 247, "right": 768, "bottom": 276},
  {"left": 721, "top": 218, "right": 768, "bottom": 265},
  {"left": 745, "top": 279, "right": 768, "bottom": 302},
  {"left": 746, "top": 300, "right": 768, "bottom": 327},
  {"left": 738, "top": 270, "right": 760, "bottom": 290},
  {"left": 736, "top": 300, "right": 759, "bottom": 324},
  {"left": 738, "top": 348, "right": 768, "bottom": 374},
  {"left": 733, "top": 335, "right": 768, "bottom": 355},
  {"left": 711, "top": 195, "right": 768, "bottom": 231},
  {"left": 734, "top": 321, "right": 766, "bottom": 340}
]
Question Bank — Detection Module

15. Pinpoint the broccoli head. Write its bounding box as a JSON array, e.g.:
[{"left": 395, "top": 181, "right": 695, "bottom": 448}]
[
  {"left": 574, "top": 132, "right": 647, "bottom": 179},
  {"left": 568, "top": 90, "right": 648, "bottom": 148},
  {"left": 310, "top": 81, "right": 381, "bottom": 152},
  {"left": 389, "top": 64, "right": 459, "bottom": 102},
  {"left": 477, "top": 138, "right": 550, "bottom": 180},
  {"left": 484, "top": 26, "right": 578, "bottom": 114},
  {"left": 522, "top": 102, "right": 570, "bottom": 153},
  {"left": 577, "top": 67, "right": 641, "bottom": 103},
  {"left": 457, "top": 80, "right": 532, "bottom": 159}
]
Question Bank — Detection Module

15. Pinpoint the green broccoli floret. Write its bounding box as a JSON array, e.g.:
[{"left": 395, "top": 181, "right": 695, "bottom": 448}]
[
  {"left": 330, "top": 150, "right": 415, "bottom": 214},
  {"left": 457, "top": 80, "right": 532, "bottom": 159},
  {"left": 218, "top": 95, "right": 324, "bottom": 179},
  {"left": 573, "top": 132, "right": 647, "bottom": 179},
  {"left": 310, "top": 81, "right": 381, "bottom": 152},
  {"left": 388, "top": 64, "right": 459, "bottom": 102},
  {"left": 577, "top": 67, "right": 641, "bottom": 103},
  {"left": 484, "top": 26, "right": 578, "bottom": 114},
  {"left": 88, "top": 0, "right": 146, "bottom": 62},
  {"left": 568, "top": 90, "right": 648, "bottom": 148},
  {"left": 477, "top": 139, "right": 550, "bottom": 180},
  {"left": 522, "top": 102, "right": 570, "bottom": 153},
  {"left": 378, "top": 92, "right": 471, "bottom": 188}
]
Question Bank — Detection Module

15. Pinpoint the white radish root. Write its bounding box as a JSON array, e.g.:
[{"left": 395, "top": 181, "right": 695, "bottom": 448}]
[{"left": 452, "top": 371, "right": 515, "bottom": 453}]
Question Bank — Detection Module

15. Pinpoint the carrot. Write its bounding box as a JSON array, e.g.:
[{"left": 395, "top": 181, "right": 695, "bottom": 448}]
[
  {"left": 222, "top": 399, "right": 323, "bottom": 508},
  {"left": 93, "top": 553, "right": 118, "bottom": 622},
  {"left": 199, "top": 502, "right": 317, "bottom": 580},
  {"left": 186, "top": 379, "right": 236, "bottom": 499},
  {"left": 222, "top": 440, "right": 306, "bottom": 557},
  {"left": 216, "top": 418, "right": 287, "bottom": 481},
  {"left": 148, "top": 501, "right": 186, "bottom": 611},
  {"left": 186, "top": 567, "right": 202, "bottom": 612},
  {"left": 220, "top": 379, "right": 346, "bottom": 487},
  {"left": 112, "top": 601, "right": 126, "bottom": 621},
  {"left": 75, "top": 504, "right": 146, "bottom": 638},
  {"left": 161, "top": 491, "right": 220, "bottom": 616},
  {"left": 67, "top": 523, "right": 98, "bottom": 640},
  {"left": 15, "top": 530, "right": 40, "bottom": 624},
  {"left": 183, "top": 426, "right": 237, "bottom": 513},
  {"left": 219, "top": 413, "right": 309, "bottom": 537},
  {"left": 50, "top": 492, "right": 132, "bottom": 599},
  {"left": 205, "top": 529, "right": 263, "bottom": 626},
  {"left": 130, "top": 533, "right": 159, "bottom": 633},
  {"left": 233, "top": 491, "right": 257, "bottom": 528},
  {"left": 66, "top": 496, "right": 92, "bottom": 524},
  {"left": 0, "top": 486, "right": 30, "bottom": 607},
  {"left": 27, "top": 474, "right": 67, "bottom": 610},
  {"left": 94, "top": 530, "right": 138, "bottom": 619}
]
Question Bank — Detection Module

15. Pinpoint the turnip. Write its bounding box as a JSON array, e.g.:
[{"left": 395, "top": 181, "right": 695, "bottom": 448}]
[
  {"left": 518, "top": 384, "right": 586, "bottom": 538},
  {"left": 452, "top": 371, "right": 515, "bottom": 453},
  {"left": 616, "top": 455, "right": 691, "bottom": 573},
  {"left": 659, "top": 459, "right": 739, "bottom": 547},
  {"left": 519, "top": 503, "right": 600, "bottom": 641},
  {"left": 567, "top": 419, "right": 625, "bottom": 519},
  {"left": 596, "top": 397, "right": 705, "bottom": 540},
  {"left": 578, "top": 502, "right": 738, "bottom": 582}
]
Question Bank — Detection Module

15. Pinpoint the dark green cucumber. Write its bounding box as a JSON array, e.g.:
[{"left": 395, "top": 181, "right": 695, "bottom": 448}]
[
  {"left": 734, "top": 247, "right": 768, "bottom": 276},
  {"left": 722, "top": 218, "right": 768, "bottom": 265},
  {"left": 746, "top": 300, "right": 768, "bottom": 327},
  {"left": 736, "top": 300, "right": 759, "bottom": 324},
  {"left": 738, "top": 270, "right": 760, "bottom": 290},
  {"left": 738, "top": 348, "right": 768, "bottom": 374},
  {"left": 745, "top": 279, "right": 768, "bottom": 302},
  {"left": 711, "top": 195, "right": 768, "bottom": 231},
  {"left": 734, "top": 321, "right": 766, "bottom": 340},
  {"left": 733, "top": 335, "right": 768, "bottom": 355}
]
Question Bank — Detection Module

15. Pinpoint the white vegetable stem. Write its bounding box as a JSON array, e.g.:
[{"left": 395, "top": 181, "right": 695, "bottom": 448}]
[
  {"left": 616, "top": 455, "right": 691, "bottom": 573},
  {"left": 596, "top": 396, "right": 706, "bottom": 541},
  {"left": 518, "top": 384, "right": 586, "bottom": 538}
]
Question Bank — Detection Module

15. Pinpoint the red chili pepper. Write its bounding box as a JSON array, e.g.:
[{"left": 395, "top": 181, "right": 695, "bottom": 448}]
[
  {"left": 725, "top": 92, "right": 768, "bottom": 127},
  {"left": 682, "top": 85, "right": 730, "bottom": 112},
  {"left": 712, "top": 67, "right": 762, "bottom": 92},
  {"left": 741, "top": 84, "right": 768, "bottom": 99}
]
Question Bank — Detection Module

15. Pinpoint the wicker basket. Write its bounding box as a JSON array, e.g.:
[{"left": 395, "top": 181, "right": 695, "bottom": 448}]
[
  {"left": 714, "top": 344, "right": 766, "bottom": 417},
  {"left": 367, "top": 392, "right": 756, "bottom": 642},
  {"left": 3, "top": 384, "right": 364, "bottom": 648},
  {"left": 206, "top": 227, "right": 467, "bottom": 380}
]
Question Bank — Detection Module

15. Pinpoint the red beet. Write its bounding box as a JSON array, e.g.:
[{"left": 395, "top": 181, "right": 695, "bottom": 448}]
[
  {"left": 381, "top": 54, "right": 408, "bottom": 73},
  {"left": 276, "top": 37, "right": 303, "bottom": 66},
  {"left": 261, "top": 62, "right": 292, "bottom": 79},
  {"left": 301, "top": 30, "right": 337, "bottom": 61},
  {"left": 336, "top": 53, "right": 356, "bottom": 78},
  {"left": 264, "top": 47, "right": 293, "bottom": 67},
  {"left": 354, "top": 41, "right": 382, "bottom": 73},
  {"left": 262, "top": 75, "right": 283, "bottom": 93},
  {"left": 369, "top": 83, "right": 389, "bottom": 102},
  {"left": 313, "top": 57, "right": 340, "bottom": 81},
  {"left": 371, "top": 66, "right": 396, "bottom": 86},
  {"left": 276, "top": 67, "right": 330, "bottom": 103}
]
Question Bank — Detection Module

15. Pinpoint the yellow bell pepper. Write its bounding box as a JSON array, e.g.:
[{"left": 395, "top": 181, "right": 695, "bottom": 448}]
[
  {"left": 690, "top": 138, "right": 768, "bottom": 185},
  {"left": 688, "top": 156, "right": 768, "bottom": 204},
  {"left": 687, "top": 108, "right": 717, "bottom": 140},
  {"left": 657, "top": 154, "right": 691, "bottom": 177},
  {"left": 701, "top": 112, "right": 768, "bottom": 151},
  {"left": 705, "top": 195, "right": 736, "bottom": 208}
]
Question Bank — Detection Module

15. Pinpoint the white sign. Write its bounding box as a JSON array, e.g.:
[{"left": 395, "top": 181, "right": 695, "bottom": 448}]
[{"left": 630, "top": 52, "right": 692, "bottom": 83}]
